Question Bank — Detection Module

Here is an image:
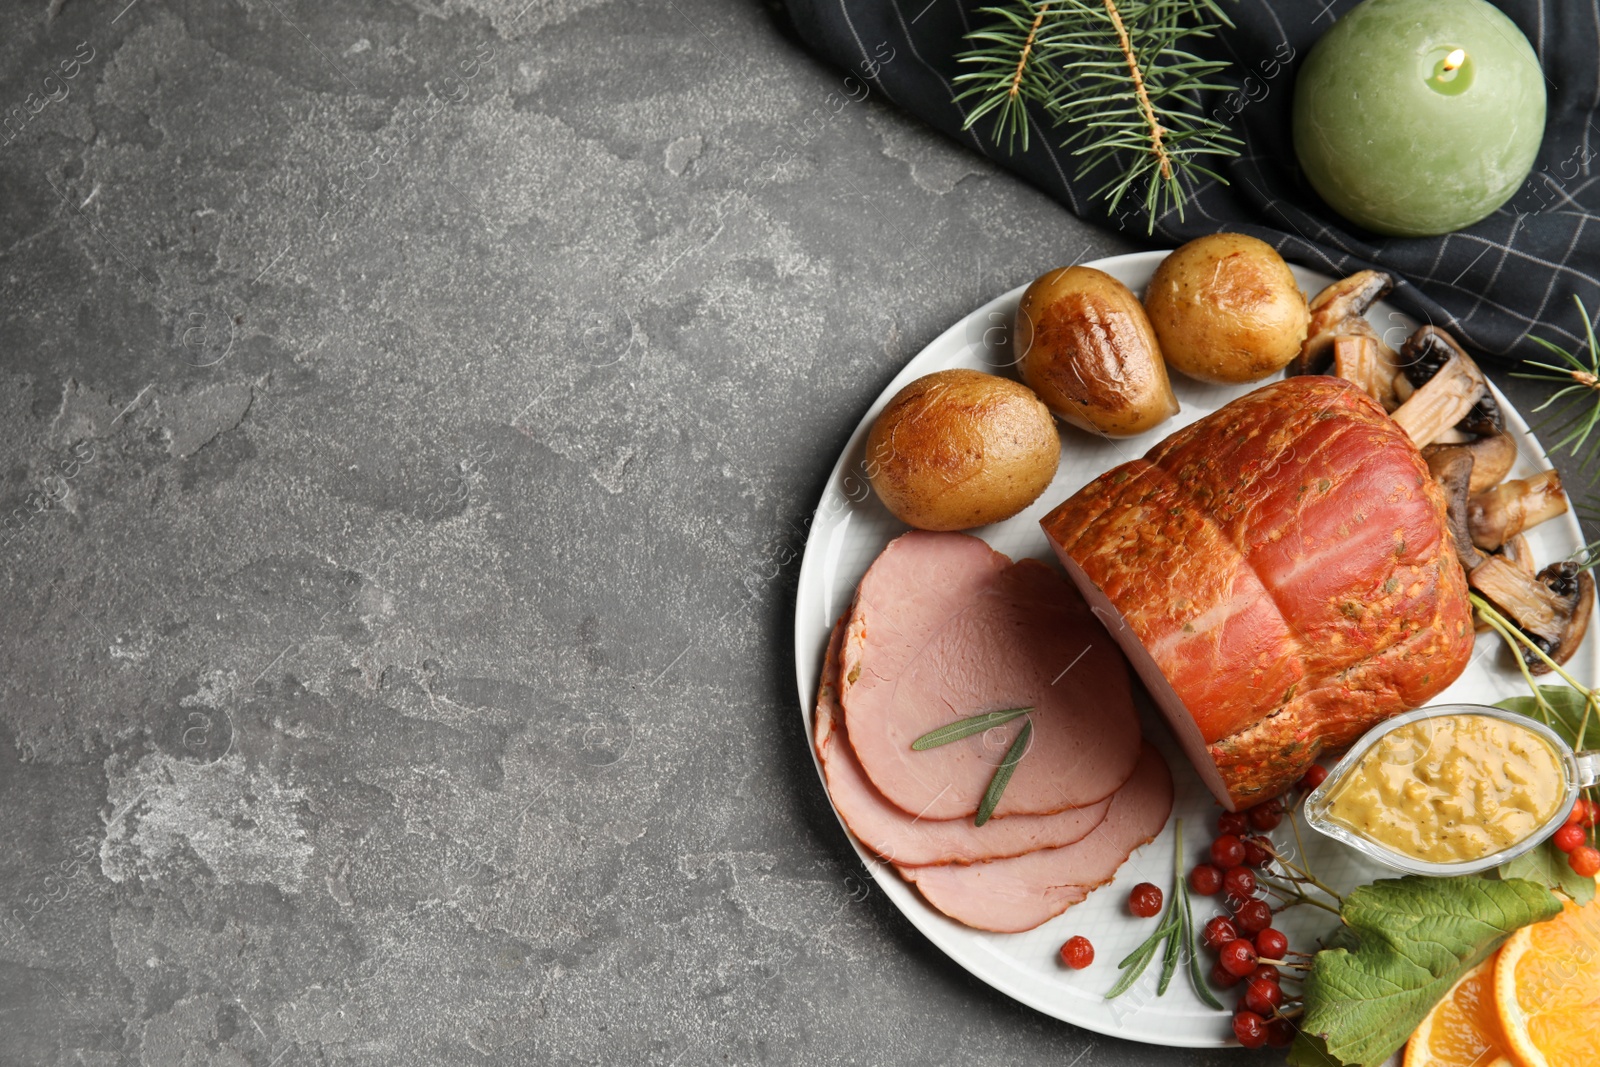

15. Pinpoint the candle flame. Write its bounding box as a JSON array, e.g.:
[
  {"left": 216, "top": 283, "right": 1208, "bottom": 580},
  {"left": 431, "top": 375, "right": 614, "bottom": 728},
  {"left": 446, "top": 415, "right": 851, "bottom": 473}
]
[{"left": 1442, "top": 48, "right": 1466, "bottom": 73}]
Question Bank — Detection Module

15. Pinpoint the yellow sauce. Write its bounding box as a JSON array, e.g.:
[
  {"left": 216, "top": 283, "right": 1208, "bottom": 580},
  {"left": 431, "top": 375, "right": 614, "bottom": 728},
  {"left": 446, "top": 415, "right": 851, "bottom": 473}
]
[{"left": 1322, "top": 714, "right": 1565, "bottom": 864}]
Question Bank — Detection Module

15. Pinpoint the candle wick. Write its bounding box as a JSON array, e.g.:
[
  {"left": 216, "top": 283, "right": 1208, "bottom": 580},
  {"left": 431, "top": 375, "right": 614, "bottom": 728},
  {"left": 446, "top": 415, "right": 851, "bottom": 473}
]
[{"left": 1442, "top": 48, "right": 1466, "bottom": 74}]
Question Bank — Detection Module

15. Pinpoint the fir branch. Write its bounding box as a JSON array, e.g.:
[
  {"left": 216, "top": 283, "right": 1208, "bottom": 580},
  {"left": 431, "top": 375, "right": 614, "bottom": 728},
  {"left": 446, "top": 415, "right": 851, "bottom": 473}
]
[
  {"left": 1515, "top": 294, "right": 1600, "bottom": 569},
  {"left": 1101, "top": 0, "right": 1169, "bottom": 182},
  {"left": 954, "top": 2, "right": 1067, "bottom": 152},
  {"left": 1517, "top": 294, "right": 1600, "bottom": 469},
  {"left": 953, "top": 0, "right": 1240, "bottom": 232},
  {"left": 1007, "top": 3, "right": 1054, "bottom": 125}
]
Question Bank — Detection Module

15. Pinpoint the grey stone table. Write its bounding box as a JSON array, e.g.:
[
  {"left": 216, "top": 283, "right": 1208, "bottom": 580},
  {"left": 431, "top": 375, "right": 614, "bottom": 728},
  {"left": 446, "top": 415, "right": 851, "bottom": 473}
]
[{"left": 0, "top": 1, "right": 1594, "bottom": 1064}]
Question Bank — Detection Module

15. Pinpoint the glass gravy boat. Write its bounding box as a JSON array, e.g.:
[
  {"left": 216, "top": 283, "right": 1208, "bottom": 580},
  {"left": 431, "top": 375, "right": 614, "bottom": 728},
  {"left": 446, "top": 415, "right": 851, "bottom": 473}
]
[{"left": 1303, "top": 703, "right": 1600, "bottom": 877}]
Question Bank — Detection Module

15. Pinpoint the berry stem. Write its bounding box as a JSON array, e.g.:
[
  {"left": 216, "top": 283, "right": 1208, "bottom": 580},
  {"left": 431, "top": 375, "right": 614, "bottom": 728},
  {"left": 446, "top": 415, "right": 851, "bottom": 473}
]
[
  {"left": 1260, "top": 845, "right": 1344, "bottom": 906},
  {"left": 1256, "top": 956, "right": 1310, "bottom": 973},
  {"left": 1287, "top": 799, "right": 1313, "bottom": 878},
  {"left": 1258, "top": 874, "right": 1341, "bottom": 915}
]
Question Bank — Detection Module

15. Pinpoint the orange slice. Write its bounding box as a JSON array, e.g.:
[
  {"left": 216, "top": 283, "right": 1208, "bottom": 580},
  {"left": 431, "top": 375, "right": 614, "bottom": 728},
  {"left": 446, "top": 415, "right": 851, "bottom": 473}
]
[
  {"left": 1404, "top": 955, "right": 1514, "bottom": 1067},
  {"left": 1495, "top": 879, "right": 1600, "bottom": 1067}
]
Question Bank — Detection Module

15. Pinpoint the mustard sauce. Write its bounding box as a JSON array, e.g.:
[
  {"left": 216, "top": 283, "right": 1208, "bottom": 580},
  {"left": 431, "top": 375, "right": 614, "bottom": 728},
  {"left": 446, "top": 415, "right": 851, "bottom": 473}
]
[{"left": 1322, "top": 714, "right": 1565, "bottom": 864}]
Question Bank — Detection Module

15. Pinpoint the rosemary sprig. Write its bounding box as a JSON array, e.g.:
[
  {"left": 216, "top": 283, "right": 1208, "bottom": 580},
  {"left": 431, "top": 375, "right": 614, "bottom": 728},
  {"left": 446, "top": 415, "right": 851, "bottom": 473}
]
[
  {"left": 910, "top": 708, "right": 1032, "bottom": 750},
  {"left": 910, "top": 708, "right": 1037, "bottom": 827},
  {"left": 1104, "top": 819, "right": 1223, "bottom": 1007},
  {"left": 1179, "top": 838, "right": 1222, "bottom": 1008},
  {"left": 975, "top": 719, "right": 1033, "bottom": 826},
  {"left": 953, "top": 0, "right": 1241, "bottom": 231},
  {"left": 1105, "top": 914, "right": 1180, "bottom": 998},
  {"left": 1157, "top": 904, "right": 1182, "bottom": 994}
]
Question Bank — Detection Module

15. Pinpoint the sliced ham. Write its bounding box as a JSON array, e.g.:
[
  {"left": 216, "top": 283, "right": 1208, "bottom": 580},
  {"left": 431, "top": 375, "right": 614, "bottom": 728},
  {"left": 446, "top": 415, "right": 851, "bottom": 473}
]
[
  {"left": 897, "top": 743, "right": 1173, "bottom": 933},
  {"left": 839, "top": 532, "right": 1140, "bottom": 821},
  {"left": 815, "top": 616, "right": 1114, "bottom": 867}
]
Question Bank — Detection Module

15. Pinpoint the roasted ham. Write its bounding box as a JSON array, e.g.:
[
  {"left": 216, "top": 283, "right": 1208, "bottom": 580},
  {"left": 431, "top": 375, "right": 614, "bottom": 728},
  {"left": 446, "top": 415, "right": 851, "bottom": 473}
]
[{"left": 1042, "top": 377, "right": 1474, "bottom": 810}]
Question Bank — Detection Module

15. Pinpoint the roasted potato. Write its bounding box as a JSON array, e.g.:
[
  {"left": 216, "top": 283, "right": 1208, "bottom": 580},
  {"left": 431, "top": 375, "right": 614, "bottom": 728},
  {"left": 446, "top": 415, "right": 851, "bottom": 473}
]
[
  {"left": 1143, "top": 233, "right": 1310, "bottom": 384},
  {"left": 865, "top": 369, "right": 1059, "bottom": 531},
  {"left": 1016, "top": 266, "right": 1179, "bottom": 438}
]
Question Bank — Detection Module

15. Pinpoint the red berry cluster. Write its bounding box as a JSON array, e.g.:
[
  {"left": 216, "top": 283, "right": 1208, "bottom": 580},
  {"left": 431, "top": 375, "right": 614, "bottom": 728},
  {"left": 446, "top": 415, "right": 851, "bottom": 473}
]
[
  {"left": 1192, "top": 765, "right": 1328, "bottom": 1048},
  {"left": 1554, "top": 798, "right": 1600, "bottom": 878}
]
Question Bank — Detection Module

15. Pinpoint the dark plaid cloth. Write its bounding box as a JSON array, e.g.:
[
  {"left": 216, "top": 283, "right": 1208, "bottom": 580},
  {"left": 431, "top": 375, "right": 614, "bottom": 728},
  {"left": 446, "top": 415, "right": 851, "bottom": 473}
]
[{"left": 783, "top": 0, "right": 1600, "bottom": 366}]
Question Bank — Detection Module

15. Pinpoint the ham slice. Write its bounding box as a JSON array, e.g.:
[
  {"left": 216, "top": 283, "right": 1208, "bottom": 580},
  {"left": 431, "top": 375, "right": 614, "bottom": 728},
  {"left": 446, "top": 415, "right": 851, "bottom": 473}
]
[
  {"left": 815, "top": 616, "right": 1114, "bottom": 867},
  {"left": 897, "top": 743, "right": 1173, "bottom": 933},
  {"left": 839, "top": 532, "right": 1140, "bottom": 820}
]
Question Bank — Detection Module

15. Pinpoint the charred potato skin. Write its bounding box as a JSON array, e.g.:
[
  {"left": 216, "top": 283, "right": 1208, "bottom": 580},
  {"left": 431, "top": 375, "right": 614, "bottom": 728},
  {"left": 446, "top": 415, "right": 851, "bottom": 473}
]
[
  {"left": 1016, "top": 266, "right": 1179, "bottom": 437},
  {"left": 1143, "top": 233, "right": 1310, "bottom": 384},
  {"left": 865, "top": 369, "right": 1060, "bottom": 531}
]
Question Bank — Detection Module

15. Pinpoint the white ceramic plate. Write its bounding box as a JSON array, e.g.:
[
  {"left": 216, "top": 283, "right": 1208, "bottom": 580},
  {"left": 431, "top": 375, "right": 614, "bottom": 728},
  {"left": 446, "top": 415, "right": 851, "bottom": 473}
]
[{"left": 792, "top": 250, "right": 1599, "bottom": 1048}]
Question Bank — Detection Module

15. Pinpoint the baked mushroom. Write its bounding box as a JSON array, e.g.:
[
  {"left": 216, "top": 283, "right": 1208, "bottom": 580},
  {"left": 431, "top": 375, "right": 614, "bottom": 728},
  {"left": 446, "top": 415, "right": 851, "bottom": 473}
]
[
  {"left": 1470, "top": 556, "right": 1596, "bottom": 674},
  {"left": 1502, "top": 533, "right": 1537, "bottom": 575},
  {"left": 1389, "top": 327, "right": 1490, "bottom": 448},
  {"left": 1467, "top": 470, "right": 1569, "bottom": 551},
  {"left": 1426, "top": 445, "right": 1487, "bottom": 573},
  {"left": 1422, "top": 430, "right": 1516, "bottom": 493},
  {"left": 1474, "top": 534, "right": 1537, "bottom": 632},
  {"left": 1292, "top": 271, "right": 1400, "bottom": 407},
  {"left": 1328, "top": 335, "right": 1391, "bottom": 406},
  {"left": 1424, "top": 431, "right": 1517, "bottom": 494}
]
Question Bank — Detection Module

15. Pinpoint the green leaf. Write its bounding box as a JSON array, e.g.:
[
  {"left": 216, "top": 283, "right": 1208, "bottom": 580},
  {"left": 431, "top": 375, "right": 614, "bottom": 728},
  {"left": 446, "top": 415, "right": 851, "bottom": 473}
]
[
  {"left": 1289, "top": 1033, "right": 1340, "bottom": 1066},
  {"left": 1288, "top": 876, "right": 1562, "bottom": 1067},
  {"left": 1496, "top": 686, "right": 1590, "bottom": 749},
  {"left": 909, "top": 708, "right": 1032, "bottom": 750},
  {"left": 1500, "top": 840, "right": 1597, "bottom": 906},
  {"left": 974, "top": 718, "right": 1032, "bottom": 826}
]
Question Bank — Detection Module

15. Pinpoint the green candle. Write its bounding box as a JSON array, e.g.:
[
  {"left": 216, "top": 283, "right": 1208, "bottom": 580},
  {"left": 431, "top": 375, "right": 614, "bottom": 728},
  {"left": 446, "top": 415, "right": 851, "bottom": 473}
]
[{"left": 1293, "top": 0, "right": 1546, "bottom": 237}]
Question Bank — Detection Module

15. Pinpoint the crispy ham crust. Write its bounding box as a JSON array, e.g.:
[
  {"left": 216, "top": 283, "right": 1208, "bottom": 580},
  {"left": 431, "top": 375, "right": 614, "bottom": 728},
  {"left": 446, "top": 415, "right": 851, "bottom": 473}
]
[{"left": 1042, "top": 377, "right": 1474, "bottom": 810}]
